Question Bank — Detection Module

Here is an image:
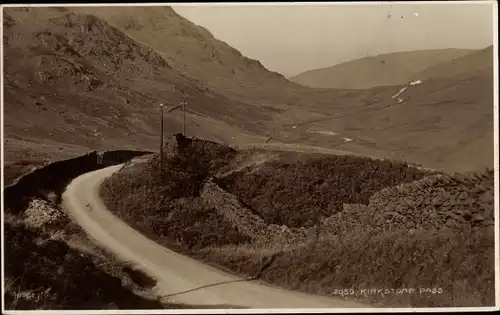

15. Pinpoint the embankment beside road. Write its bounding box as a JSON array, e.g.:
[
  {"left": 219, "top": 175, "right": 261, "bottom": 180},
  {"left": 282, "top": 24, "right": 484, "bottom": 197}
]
[{"left": 3, "top": 150, "right": 151, "bottom": 213}]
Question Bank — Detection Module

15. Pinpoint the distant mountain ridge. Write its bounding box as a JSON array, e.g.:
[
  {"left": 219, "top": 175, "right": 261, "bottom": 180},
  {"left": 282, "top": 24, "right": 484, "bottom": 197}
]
[
  {"left": 289, "top": 49, "right": 475, "bottom": 89},
  {"left": 411, "top": 45, "right": 493, "bottom": 81}
]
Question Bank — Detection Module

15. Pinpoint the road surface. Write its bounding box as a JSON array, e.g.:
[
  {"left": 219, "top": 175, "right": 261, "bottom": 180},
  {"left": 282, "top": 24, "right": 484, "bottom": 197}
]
[{"left": 61, "top": 165, "right": 368, "bottom": 309}]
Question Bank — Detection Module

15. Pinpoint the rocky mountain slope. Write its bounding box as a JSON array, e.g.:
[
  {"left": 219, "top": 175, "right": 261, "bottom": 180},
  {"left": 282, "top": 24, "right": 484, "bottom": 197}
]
[
  {"left": 68, "top": 7, "right": 305, "bottom": 99},
  {"left": 3, "top": 7, "right": 273, "bottom": 181}
]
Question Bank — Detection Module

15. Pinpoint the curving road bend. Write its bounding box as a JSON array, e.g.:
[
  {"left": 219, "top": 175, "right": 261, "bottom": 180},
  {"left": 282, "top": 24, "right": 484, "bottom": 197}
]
[{"left": 61, "top": 165, "right": 368, "bottom": 309}]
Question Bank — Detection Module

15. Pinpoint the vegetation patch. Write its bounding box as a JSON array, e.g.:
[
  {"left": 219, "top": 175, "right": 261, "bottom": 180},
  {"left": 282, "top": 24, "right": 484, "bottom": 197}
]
[
  {"left": 3, "top": 212, "right": 167, "bottom": 310},
  {"left": 100, "top": 136, "right": 495, "bottom": 307},
  {"left": 216, "top": 155, "right": 433, "bottom": 227}
]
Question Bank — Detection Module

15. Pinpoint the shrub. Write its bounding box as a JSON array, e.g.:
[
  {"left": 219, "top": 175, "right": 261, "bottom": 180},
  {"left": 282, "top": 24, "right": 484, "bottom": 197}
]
[{"left": 217, "top": 154, "right": 433, "bottom": 227}]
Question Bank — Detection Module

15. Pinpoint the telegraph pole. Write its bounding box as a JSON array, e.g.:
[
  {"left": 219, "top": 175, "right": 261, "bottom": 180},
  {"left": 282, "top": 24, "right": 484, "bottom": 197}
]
[
  {"left": 182, "top": 101, "right": 186, "bottom": 136},
  {"left": 176, "top": 85, "right": 187, "bottom": 137},
  {"left": 159, "top": 103, "right": 164, "bottom": 175}
]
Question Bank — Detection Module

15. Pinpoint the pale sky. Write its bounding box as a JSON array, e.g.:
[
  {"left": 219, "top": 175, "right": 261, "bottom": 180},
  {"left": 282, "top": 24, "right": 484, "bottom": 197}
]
[{"left": 172, "top": 2, "right": 494, "bottom": 77}]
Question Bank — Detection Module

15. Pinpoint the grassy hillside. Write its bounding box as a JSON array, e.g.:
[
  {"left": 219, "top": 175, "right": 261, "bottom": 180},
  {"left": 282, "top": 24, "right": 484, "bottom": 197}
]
[
  {"left": 295, "top": 72, "right": 494, "bottom": 173},
  {"left": 289, "top": 49, "right": 473, "bottom": 89},
  {"left": 67, "top": 7, "right": 306, "bottom": 102},
  {"left": 412, "top": 45, "right": 494, "bottom": 81},
  {"left": 3, "top": 7, "right": 270, "bottom": 179}
]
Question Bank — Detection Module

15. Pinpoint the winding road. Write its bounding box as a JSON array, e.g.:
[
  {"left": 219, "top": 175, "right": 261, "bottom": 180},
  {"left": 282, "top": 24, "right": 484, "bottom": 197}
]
[{"left": 61, "top": 164, "right": 368, "bottom": 309}]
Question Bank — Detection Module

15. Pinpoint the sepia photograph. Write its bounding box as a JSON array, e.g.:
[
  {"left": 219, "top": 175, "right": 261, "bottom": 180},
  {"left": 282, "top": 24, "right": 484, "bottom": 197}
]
[{"left": 1, "top": 1, "right": 498, "bottom": 312}]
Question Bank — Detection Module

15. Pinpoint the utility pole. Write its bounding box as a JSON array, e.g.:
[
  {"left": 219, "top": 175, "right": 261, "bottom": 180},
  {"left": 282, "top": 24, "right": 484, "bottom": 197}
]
[
  {"left": 159, "top": 103, "right": 164, "bottom": 175},
  {"left": 182, "top": 100, "right": 186, "bottom": 136},
  {"left": 176, "top": 85, "right": 187, "bottom": 137},
  {"left": 166, "top": 104, "right": 182, "bottom": 138}
]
